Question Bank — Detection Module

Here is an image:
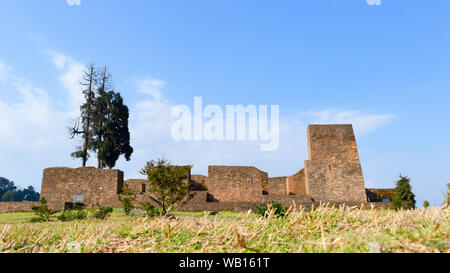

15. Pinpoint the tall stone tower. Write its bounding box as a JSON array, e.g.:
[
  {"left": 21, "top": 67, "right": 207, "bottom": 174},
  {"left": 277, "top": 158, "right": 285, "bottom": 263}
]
[{"left": 304, "top": 125, "right": 367, "bottom": 202}]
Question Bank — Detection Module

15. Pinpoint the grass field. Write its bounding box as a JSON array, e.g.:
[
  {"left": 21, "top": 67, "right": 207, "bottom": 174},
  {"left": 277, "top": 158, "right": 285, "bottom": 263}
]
[{"left": 0, "top": 205, "right": 448, "bottom": 253}]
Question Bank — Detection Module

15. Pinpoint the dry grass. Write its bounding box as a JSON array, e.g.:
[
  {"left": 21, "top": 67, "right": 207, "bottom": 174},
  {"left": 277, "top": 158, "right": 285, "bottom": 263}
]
[{"left": 0, "top": 205, "right": 448, "bottom": 253}]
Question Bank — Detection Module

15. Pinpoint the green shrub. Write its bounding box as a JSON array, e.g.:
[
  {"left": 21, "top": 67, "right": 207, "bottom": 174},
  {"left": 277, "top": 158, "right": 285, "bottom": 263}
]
[
  {"left": 255, "top": 201, "right": 287, "bottom": 218},
  {"left": 118, "top": 184, "right": 135, "bottom": 215},
  {"left": 30, "top": 217, "right": 46, "bottom": 223},
  {"left": 31, "top": 198, "right": 54, "bottom": 222},
  {"left": 141, "top": 203, "right": 161, "bottom": 217},
  {"left": 423, "top": 200, "right": 430, "bottom": 209},
  {"left": 91, "top": 206, "right": 113, "bottom": 220},
  {"left": 57, "top": 208, "right": 87, "bottom": 222}
]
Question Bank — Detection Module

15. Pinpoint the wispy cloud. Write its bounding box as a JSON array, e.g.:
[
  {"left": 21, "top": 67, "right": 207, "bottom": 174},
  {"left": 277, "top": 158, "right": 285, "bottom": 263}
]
[
  {"left": 304, "top": 110, "right": 395, "bottom": 137},
  {"left": 66, "top": 0, "right": 81, "bottom": 6},
  {"left": 136, "top": 77, "right": 165, "bottom": 101},
  {"left": 47, "top": 50, "right": 86, "bottom": 114},
  {"left": 366, "top": 0, "right": 382, "bottom": 6},
  {"left": 0, "top": 60, "right": 69, "bottom": 150}
]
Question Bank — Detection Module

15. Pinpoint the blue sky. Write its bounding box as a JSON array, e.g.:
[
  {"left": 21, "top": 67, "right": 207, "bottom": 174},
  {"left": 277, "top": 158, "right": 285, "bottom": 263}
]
[{"left": 0, "top": 0, "right": 449, "bottom": 206}]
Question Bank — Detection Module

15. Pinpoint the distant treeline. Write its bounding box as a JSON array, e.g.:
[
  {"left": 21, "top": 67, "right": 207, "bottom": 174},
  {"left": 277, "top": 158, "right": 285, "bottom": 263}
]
[{"left": 0, "top": 177, "right": 40, "bottom": 202}]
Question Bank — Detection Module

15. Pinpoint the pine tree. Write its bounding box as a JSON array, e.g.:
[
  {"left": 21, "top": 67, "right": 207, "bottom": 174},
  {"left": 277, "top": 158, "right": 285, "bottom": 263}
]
[
  {"left": 100, "top": 91, "right": 133, "bottom": 169},
  {"left": 392, "top": 175, "right": 416, "bottom": 210},
  {"left": 69, "top": 65, "right": 133, "bottom": 169},
  {"left": 92, "top": 67, "right": 113, "bottom": 169},
  {"left": 69, "top": 64, "right": 98, "bottom": 167},
  {"left": 92, "top": 68, "right": 133, "bottom": 169}
]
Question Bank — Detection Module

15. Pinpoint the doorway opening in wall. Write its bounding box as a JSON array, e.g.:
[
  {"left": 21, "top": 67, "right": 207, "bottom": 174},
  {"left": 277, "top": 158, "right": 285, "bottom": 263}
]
[
  {"left": 64, "top": 202, "right": 85, "bottom": 211},
  {"left": 141, "top": 184, "right": 146, "bottom": 194}
]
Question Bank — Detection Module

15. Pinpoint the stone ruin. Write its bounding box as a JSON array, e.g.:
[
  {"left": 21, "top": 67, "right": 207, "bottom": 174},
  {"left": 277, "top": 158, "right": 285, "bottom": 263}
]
[{"left": 33, "top": 124, "right": 393, "bottom": 212}]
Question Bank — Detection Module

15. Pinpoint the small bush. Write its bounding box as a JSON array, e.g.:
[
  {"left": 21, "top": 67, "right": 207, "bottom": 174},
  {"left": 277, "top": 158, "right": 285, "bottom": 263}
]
[
  {"left": 57, "top": 208, "right": 87, "bottom": 222},
  {"left": 31, "top": 198, "right": 54, "bottom": 222},
  {"left": 141, "top": 203, "right": 161, "bottom": 217},
  {"left": 255, "top": 201, "right": 287, "bottom": 218},
  {"left": 30, "top": 217, "right": 46, "bottom": 223},
  {"left": 91, "top": 206, "right": 113, "bottom": 220},
  {"left": 118, "top": 184, "right": 135, "bottom": 215},
  {"left": 423, "top": 200, "right": 430, "bottom": 209}
]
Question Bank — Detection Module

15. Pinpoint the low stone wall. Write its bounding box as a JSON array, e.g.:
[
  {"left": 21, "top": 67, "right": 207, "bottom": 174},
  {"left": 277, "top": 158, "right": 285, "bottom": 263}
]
[
  {"left": 286, "top": 169, "right": 307, "bottom": 196},
  {"left": 268, "top": 177, "right": 287, "bottom": 196},
  {"left": 41, "top": 167, "right": 124, "bottom": 210},
  {"left": 0, "top": 202, "right": 39, "bottom": 213},
  {"left": 207, "top": 166, "right": 268, "bottom": 202},
  {"left": 191, "top": 175, "right": 208, "bottom": 190}
]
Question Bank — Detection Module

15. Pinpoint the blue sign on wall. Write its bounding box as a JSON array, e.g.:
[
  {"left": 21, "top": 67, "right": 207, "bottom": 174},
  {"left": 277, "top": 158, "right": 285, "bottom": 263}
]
[{"left": 74, "top": 195, "right": 84, "bottom": 202}]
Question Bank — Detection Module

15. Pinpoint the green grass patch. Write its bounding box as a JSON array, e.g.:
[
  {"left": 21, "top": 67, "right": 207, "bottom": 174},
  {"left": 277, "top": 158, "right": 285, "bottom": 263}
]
[{"left": 0, "top": 211, "right": 36, "bottom": 224}]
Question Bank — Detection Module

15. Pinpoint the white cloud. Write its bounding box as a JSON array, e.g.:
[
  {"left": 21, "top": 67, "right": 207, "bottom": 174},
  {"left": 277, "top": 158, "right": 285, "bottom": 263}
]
[
  {"left": 305, "top": 110, "right": 395, "bottom": 137},
  {"left": 47, "top": 50, "right": 86, "bottom": 114},
  {"left": 0, "top": 61, "right": 69, "bottom": 147},
  {"left": 136, "top": 77, "right": 165, "bottom": 101},
  {"left": 367, "top": 0, "right": 381, "bottom": 6},
  {"left": 66, "top": 0, "right": 81, "bottom": 6}
]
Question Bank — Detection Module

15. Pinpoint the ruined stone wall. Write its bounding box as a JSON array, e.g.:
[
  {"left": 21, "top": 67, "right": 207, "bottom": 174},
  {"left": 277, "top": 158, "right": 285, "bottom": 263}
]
[
  {"left": 191, "top": 175, "right": 208, "bottom": 187},
  {"left": 0, "top": 202, "right": 39, "bottom": 213},
  {"left": 207, "top": 166, "right": 268, "bottom": 202},
  {"left": 286, "top": 169, "right": 307, "bottom": 196},
  {"left": 304, "top": 125, "right": 367, "bottom": 202},
  {"left": 41, "top": 167, "right": 123, "bottom": 210},
  {"left": 125, "top": 179, "right": 147, "bottom": 194},
  {"left": 268, "top": 177, "right": 287, "bottom": 196},
  {"left": 123, "top": 179, "right": 148, "bottom": 205}
]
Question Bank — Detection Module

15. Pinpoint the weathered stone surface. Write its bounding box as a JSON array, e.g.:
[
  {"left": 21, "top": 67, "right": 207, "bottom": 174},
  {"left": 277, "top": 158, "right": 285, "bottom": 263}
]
[
  {"left": 304, "top": 125, "right": 368, "bottom": 202},
  {"left": 191, "top": 175, "right": 208, "bottom": 190},
  {"left": 41, "top": 167, "right": 123, "bottom": 210},
  {"left": 286, "top": 169, "right": 307, "bottom": 196},
  {"left": 268, "top": 177, "right": 288, "bottom": 196},
  {"left": 0, "top": 201, "right": 39, "bottom": 213},
  {"left": 207, "top": 166, "right": 268, "bottom": 202}
]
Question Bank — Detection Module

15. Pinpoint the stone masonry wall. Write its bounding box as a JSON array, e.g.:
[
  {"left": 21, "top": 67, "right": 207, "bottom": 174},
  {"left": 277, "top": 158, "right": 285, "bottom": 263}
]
[
  {"left": 41, "top": 167, "right": 123, "bottom": 210},
  {"left": 0, "top": 202, "right": 39, "bottom": 213},
  {"left": 207, "top": 166, "right": 268, "bottom": 202},
  {"left": 191, "top": 175, "right": 208, "bottom": 190},
  {"left": 286, "top": 169, "right": 307, "bottom": 196},
  {"left": 304, "top": 125, "right": 367, "bottom": 202},
  {"left": 268, "top": 177, "right": 287, "bottom": 196}
]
